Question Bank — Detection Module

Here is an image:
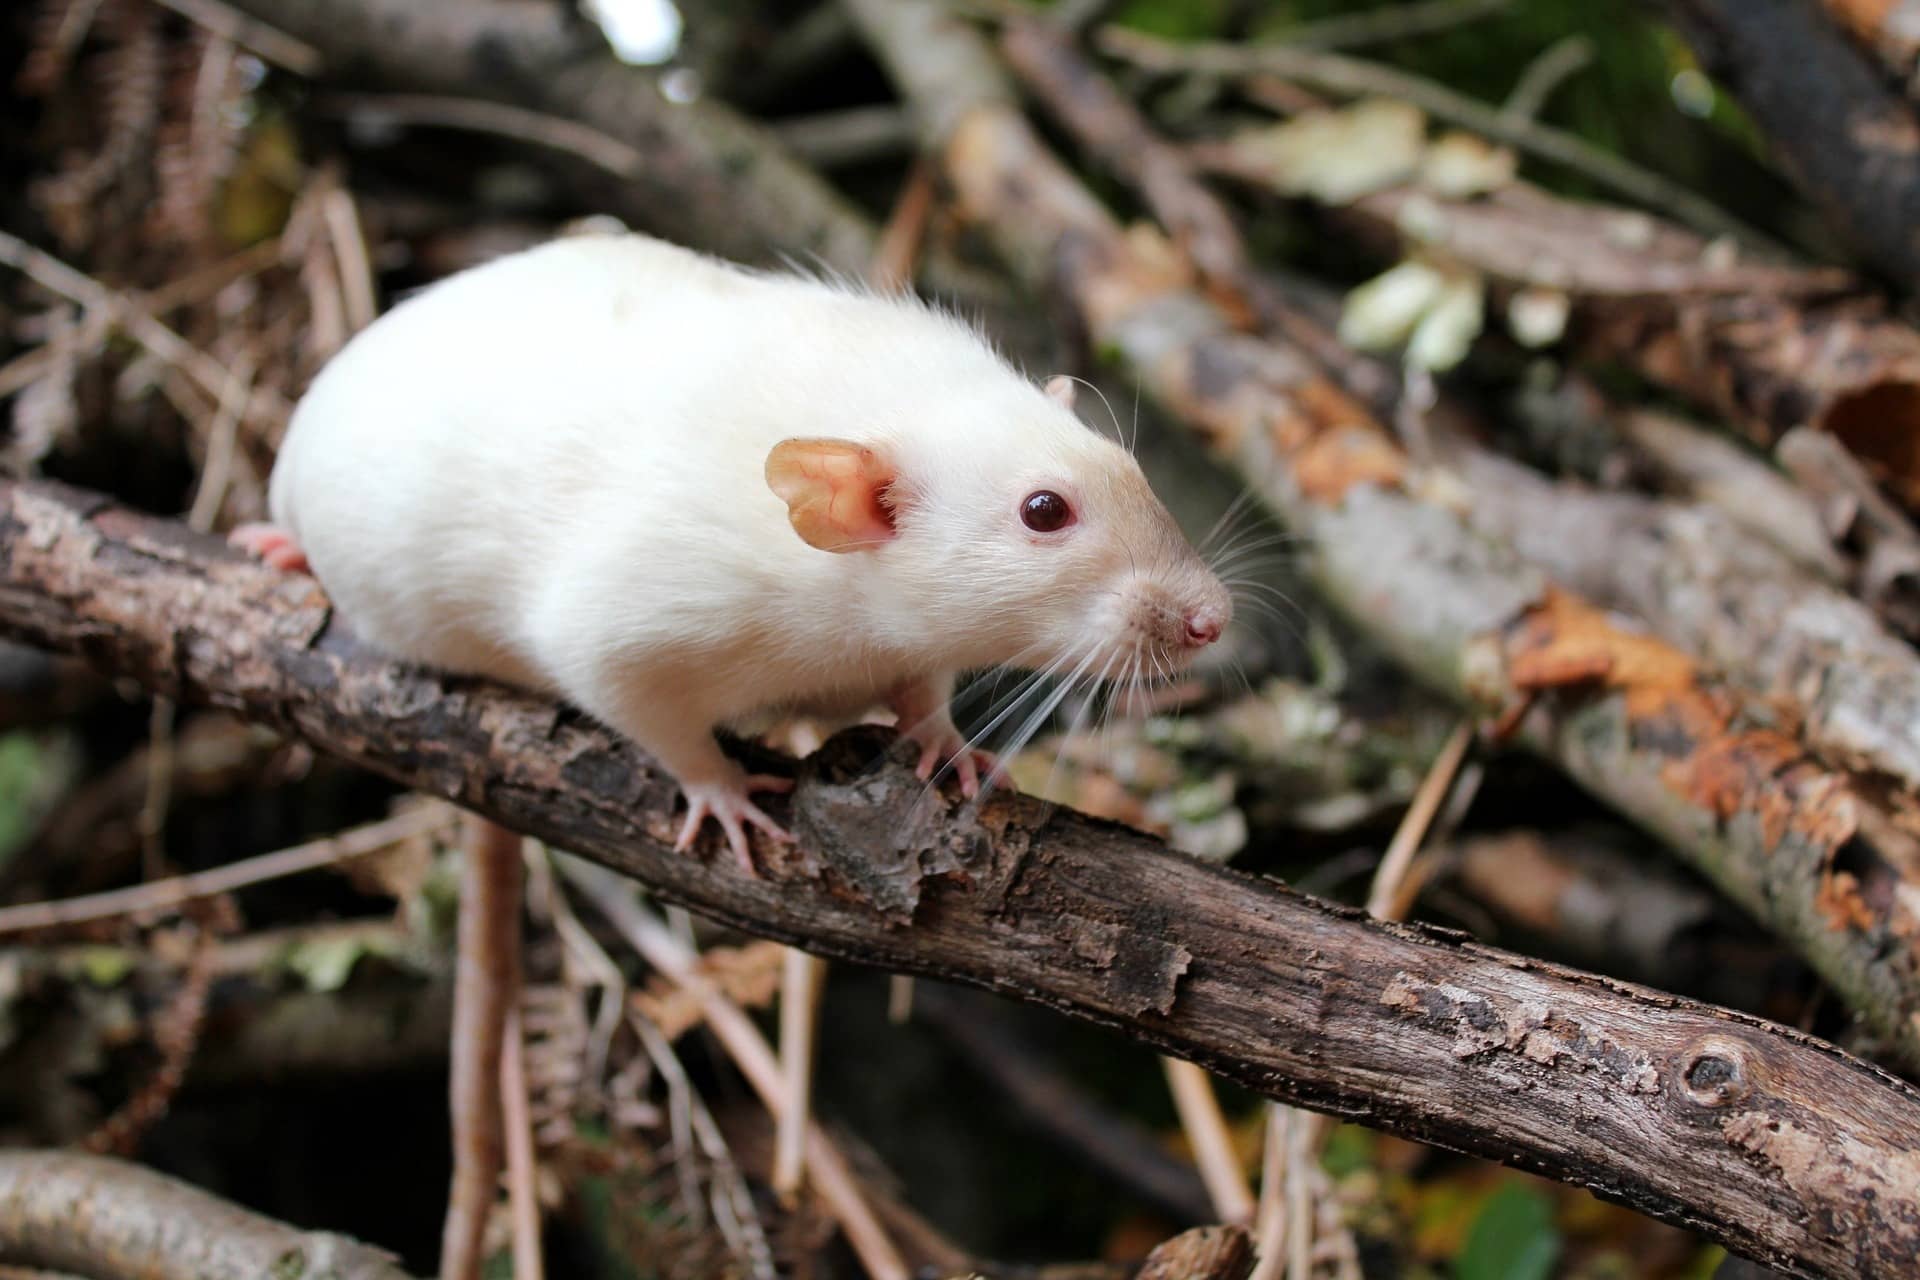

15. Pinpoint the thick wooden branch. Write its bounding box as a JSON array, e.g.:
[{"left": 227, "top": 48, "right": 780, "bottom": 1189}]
[
  {"left": 849, "top": 0, "right": 1920, "bottom": 1073},
  {"left": 2, "top": 485, "right": 1920, "bottom": 1278},
  {"left": 0, "top": 1150, "right": 416, "bottom": 1280}
]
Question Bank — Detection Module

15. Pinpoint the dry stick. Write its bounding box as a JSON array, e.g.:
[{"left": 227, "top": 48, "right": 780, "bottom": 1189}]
[
  {"left": 0, "top": 803, "right": 452, "bottom": 935},
  {"left": 557, "top": 856, "right": 910, "bottom": 1280},
  {"left": 1364, "top": 721, "right": 1474, "bottom": 919},
  {"left": 1093, "top": 27, "right": 1774, "bottom": 252},
  {"left": 499, "top": 1001, "right": 544, "bottom": 1280},
  {"left": 149, "top": 0, "right": 322, "bottom": 73},
  {"left": 1264, "top": 0, "right": 1514, "bottom": 49},
  {"left": 0, "top": 230, "right": 290, "bottom": 426},
  {"left": 441, "top": 816, "right": 524, "bottom": 1280},
  {"left": 312, "top": 93, "right": 648, "bottom": 177},
  {"left": 1163, "top": 1058, "right": 1256, "bottom": 1224},
  {"left": 1247, "top": 1106, "right": 1289, "bottom": 1280},
  {"left": 773, "top": 948, "right": 825, "bottom": 1201},
  {"left": 1500, "top": 33, "right": 1593, "bottom": 123},
  {"left": 320, "top": 185, "right": 377, "bottom": 335},
  {"left": 0, "top": 1151, "right": 416, "bottom": 1280}
]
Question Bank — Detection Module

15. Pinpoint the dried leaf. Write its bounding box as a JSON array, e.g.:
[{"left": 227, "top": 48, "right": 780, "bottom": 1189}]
[
  {"left": 1418, "top": 131, "right": 1518, "bottom": 199},
  {"left": 1215, "top": 99, "right": 1426, "bottom": 203}
]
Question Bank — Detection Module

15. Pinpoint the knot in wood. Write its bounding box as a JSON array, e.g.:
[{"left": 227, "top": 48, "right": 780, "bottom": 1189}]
[{"left": 1678, "top": 1037, "right": 1751, "bottom": 1109}]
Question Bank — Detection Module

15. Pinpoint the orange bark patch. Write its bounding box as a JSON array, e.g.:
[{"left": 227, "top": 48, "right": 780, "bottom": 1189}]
[
  {"left": 1292, "top": 426, "right": 1407, "bottom": 504},
  {"left": 1501, "top": 590, "right": 1863, "bottom": 865},
  {"left": 1503, "top": 590, "right": 1705, "bottom": 719}
]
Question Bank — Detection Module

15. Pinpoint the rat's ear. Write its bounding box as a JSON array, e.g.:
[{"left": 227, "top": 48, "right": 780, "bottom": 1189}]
[
  {"left": 765, "top": 438, "right": 898, "bottom": 553},
  {"left": 1044, "top": 375, "right": 1076, "bottom": 409}
]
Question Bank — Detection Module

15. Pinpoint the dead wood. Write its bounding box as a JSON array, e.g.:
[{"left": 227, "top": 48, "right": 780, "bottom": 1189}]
[
  {"left": 1777, "top": 426, "right": 1920, "bottom": 636},
  {"left": 0, "top": 1150, "right": 417, "bottom": 1280},
  {"left": 1135, "top": 1224, "right": 1253, "bottom": 1280},
  {"left": 844, "top": 0, "right": 1920, "bottom": 1079},
  {"left": 1610, "top": 409, "right": 1845, "bottom": 583},
  {"left": 5, "top": 473, "right": 1920, "bottom": 1276},
  {"left": 1662, "top": 0, "right": 1920, "bottom": 291},
  {"left": 1439, "top": 434, "right": 1920, "bottom": 800}
]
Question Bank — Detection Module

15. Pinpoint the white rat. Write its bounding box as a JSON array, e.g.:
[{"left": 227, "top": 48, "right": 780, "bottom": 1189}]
[{"left": 237, "top": 231, "right": 1231, "bottom": 872}]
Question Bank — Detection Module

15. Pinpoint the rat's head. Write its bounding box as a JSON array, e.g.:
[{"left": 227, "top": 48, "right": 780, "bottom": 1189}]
[{"left": 765, "top": 373, "right": 1231, "bottom": 683}]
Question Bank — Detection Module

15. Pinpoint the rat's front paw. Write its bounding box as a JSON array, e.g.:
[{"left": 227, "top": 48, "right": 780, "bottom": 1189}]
[
  {"left": 901, "top": 721, "right": 997, "bottom": 798},
  {"left": 229, "top": 522, "right": 312, "bottom": 574},
  {"left": 674, "top": 773, "right": 793, "bottom": 876}
]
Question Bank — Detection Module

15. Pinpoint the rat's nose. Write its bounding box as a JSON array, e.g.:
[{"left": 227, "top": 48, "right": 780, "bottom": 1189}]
[{"left": 1183, "top": 606, "right": 1225, "bottom": 647}]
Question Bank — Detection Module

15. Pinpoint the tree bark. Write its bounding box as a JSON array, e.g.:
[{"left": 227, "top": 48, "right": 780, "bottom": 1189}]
[{"left": 2, "top": 481, "right": 1920, "bottom": 1278}]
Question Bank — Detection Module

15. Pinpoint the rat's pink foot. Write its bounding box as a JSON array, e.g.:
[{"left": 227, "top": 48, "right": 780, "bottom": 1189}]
[
  {"left": 229, "top": 522, "right": 311, "bottom": 574},
  {"left": 674, "top": 773, "right": 793, "bottom": 875},
  {"left": 903, "top": 722, "right": 997, "bottom": 799}
]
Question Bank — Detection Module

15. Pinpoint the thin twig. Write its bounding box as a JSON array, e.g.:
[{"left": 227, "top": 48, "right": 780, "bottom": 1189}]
[
  {"left": 1248, "top": 1106, "right": 1289, "bottom": 1280},
  {"left": 557, "top": 856, "right": 910, "bottom": 1280},
  {"left": 148, "top": 0, "right": 323, "bottom": 73},
  {"left": 1264, "top": 0, "right": 1514, "bottom": 51},
  {"left": 1285, "top": 1112, "right": 1317, "bottom": 1280},
  {"left": 1163, "top": 1058, "right": 1256, "bottom": 1224},
  {"left": 314, "top": 92, "right": 646, "bottom": 176},
  {"left": 443, "top": 817, "right": 525, "bottom": 1280},
  {"left": 500, "top": 1001, "right": 545, "bottom": 1280},
  {"left": 1365, "top": 721, "right": 1474, "bottom": 919},
  {"left": 320, "top": 184, "right": 378, "bottom": 334},
  {"left": 186, "top": 352, "right": 256, "bottom": 532},
  {"left": 629, "top": 1011, "right": 778, "bottom": 1279},
  {"left": 0, "top": 230, "right": 289, "bottom": 426},
  {"left": 0, "top": 803, "right": 452, "bottom": 936},
  {"left": 774, "top": 949, "right": 825, "bottom": 1202},
  {"left": 1501, "top": 34, "right": 1594, "bottom": 124},
  {"left": 1095, "top": 27, "right": 1778, "bottom": 251}
]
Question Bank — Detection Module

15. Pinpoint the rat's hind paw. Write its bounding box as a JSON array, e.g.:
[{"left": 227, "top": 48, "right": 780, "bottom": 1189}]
[
  {"left": 229, "top": 522, "right": 312, "bottom": 574},
  {"left": 674, "top": 773, "right": 793, "bottom": 876}
]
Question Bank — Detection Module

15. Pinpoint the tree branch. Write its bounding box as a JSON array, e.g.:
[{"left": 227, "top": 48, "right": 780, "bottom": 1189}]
[
  {"left": 0, "top": 1151, "right": 416, "bottom": 1280},
  {"left": 1, "top": 478, "right": 1919, "bottom": 1276}
]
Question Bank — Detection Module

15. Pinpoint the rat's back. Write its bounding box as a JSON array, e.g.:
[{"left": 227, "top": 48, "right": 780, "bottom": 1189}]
[{"left": 269, "top": 232, "right": 807, "bottom": 686}]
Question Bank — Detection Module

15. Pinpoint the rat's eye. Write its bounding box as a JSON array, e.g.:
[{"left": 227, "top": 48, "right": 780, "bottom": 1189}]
[{"left": 1021, "top": 490, "right": 1074, "bottom": 533}]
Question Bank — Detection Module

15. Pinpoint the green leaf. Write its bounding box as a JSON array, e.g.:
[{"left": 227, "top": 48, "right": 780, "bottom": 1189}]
[{"left": 1457, "top": 1183, "right": 1561, "bottom": 1280}]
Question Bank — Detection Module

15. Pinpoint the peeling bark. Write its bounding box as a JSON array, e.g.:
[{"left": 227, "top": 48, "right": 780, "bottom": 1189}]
[
  {"left": 841, "top": 0, "right": 1920, "bottom": 1078},
  {"left": 5, "top": 415, "right": 1920, "bottom": 1280},
  {"left": 1445, "top": 440, "right": 1920, "bottom": 802}
]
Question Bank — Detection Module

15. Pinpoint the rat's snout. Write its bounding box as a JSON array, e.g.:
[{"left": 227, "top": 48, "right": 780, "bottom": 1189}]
[{"left": 1183, "top": 604, "right": 1226, "bottom": 649}]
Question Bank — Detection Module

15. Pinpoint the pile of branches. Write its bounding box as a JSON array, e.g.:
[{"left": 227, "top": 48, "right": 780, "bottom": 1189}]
[{"left": 7, "top": 1, "right": 1920, "bottom": 1278}]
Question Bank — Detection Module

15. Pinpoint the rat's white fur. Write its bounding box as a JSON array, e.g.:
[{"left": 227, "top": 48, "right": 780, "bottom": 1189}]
[{"left": 270, "top": 232, "right": 1227, "bottom": 852}]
